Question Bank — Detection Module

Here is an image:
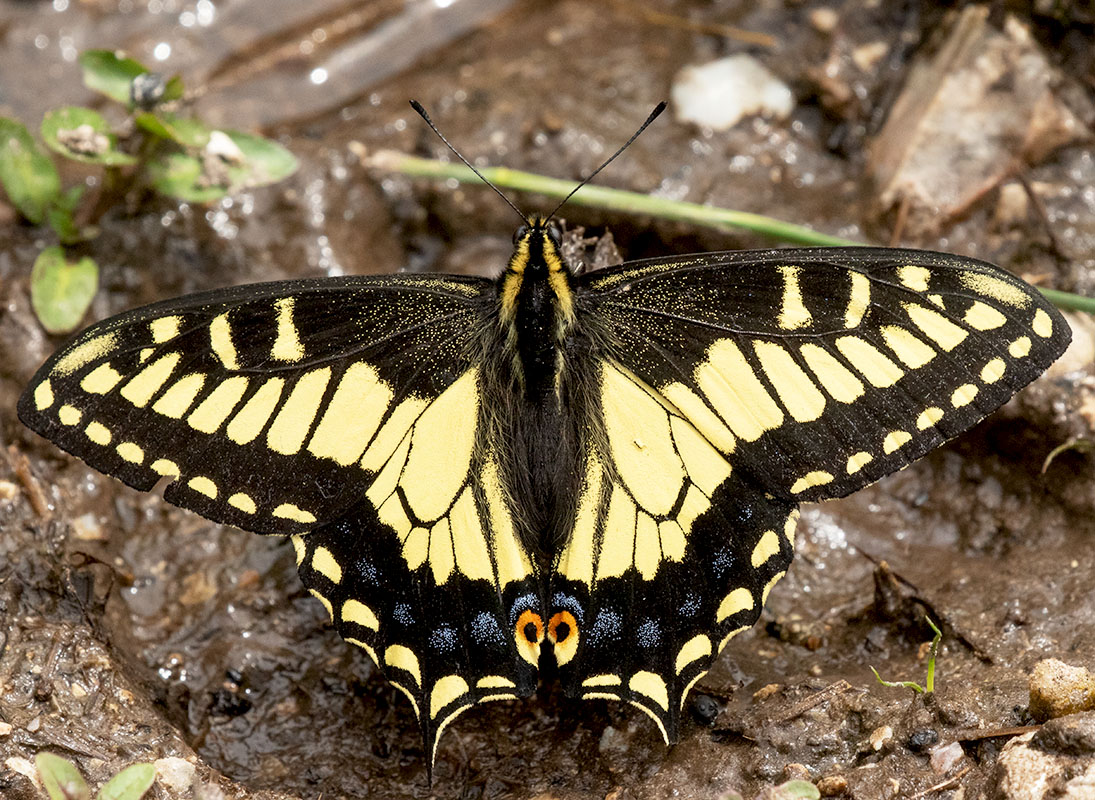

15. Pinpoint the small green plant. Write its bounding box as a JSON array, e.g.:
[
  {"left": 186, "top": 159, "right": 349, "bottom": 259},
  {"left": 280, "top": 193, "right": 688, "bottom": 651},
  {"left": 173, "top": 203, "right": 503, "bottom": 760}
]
[
  {"left": 1042, "top": 437, "right": 1095, "bottom": 473},
  {"left": 870, "top": 616, "right": 942, "bottom": 694},
  {"left": 0, "top": 50, "right": 298, "bottom": 334},
  {"left": 35, "top": 752, "right": 155, "bottom": 800}
]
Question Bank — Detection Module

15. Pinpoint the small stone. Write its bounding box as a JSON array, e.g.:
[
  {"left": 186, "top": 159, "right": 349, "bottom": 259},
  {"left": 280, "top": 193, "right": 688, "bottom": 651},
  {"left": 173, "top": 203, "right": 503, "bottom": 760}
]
[
  {"left": 4, "top": 757, "right": 37, "bottom": 782},
  {"left": 930, "top": 741, "right": 965, "bottom": 774},
  {"left": 598, "top": 726, "right": 628, "bottom": 758},
  {"left": 155, "top": 757, "right": 197, "bottom": 794},
  {"left": 851, "top": 41, "right": 889, "bottom": 72},
  {"left": 195, "top": 783, "right": 227, "bottom": 800},
  {"left": 0, "top": 721, "right": 13, "bottom": 736},
  {"left": 994, "top": 730, "right": 1095, "bottom": 799},
  {"left": 689, "top": 693, "right": 720, "bottom": 726},
  {"left": 0, "top": 480, "right": 17, "bottom": 501},
  {"left": 179, "top": 571, "right": 217, "bottom": 606},
  {"left": 995, "top": 182, "right": 1030, "bottom": 226},
  {"left": 71, "top": 512, "right": 106, "bottom": 541},
  {"left": 672, "top": 55, "right": 794, "bottom": 131},
  {"left": 753, "top": 683, "right": 782, "bottom": 701},
  {"left": 1029, "top": 659, "right": 1095, "bottom": 722},
  {"left": 809, "top": 8, "right": 839, "bottom": 33},
  {"left": 869, "top": 725, "right": 893, "bottom": 751},
  {"left": 57, "top": 124, "right": 110, "bottom": 156},
  {"left": 907, "top": 727, "right": 939, "bottom": 753},
  {"left": 783, "top": 763, "right": 811, "bottom": 782},
  {"left": 205, "top": 130, "right": 244, "bottom": 164},
  {"left": 817, "top": 775, "right": 848, "bottom": 796}
]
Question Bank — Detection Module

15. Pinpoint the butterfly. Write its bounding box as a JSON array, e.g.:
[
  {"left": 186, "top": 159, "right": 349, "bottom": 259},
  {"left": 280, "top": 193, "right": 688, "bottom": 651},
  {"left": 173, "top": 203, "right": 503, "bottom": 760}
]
[{"left": 18, "top": 103, "right": 1070, "bottom": 768}]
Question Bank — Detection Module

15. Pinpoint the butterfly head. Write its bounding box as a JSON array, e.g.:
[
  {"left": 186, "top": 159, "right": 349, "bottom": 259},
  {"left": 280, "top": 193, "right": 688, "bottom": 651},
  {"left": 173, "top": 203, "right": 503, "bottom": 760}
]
[{"left": 499, "top": 215, "right": 575, "bottom": 330}]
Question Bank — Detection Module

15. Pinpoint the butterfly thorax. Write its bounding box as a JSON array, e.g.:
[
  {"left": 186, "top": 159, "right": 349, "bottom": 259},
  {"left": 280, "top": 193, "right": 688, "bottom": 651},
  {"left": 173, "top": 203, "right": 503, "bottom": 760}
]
[{"left": 497, "top": 217, "right": 577, "bottom": 401}]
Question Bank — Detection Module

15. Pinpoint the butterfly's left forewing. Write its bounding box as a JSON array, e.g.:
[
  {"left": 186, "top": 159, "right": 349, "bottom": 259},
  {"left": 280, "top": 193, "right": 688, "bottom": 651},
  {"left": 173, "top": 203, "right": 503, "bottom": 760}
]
[{"left": 18, "top": 275, "right": 492, "bottom": 533}]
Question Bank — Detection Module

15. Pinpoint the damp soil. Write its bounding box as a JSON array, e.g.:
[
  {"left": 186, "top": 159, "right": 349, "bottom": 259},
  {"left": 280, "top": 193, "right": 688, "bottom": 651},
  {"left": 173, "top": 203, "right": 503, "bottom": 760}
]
[{"left": 2, "top": 2, "right": 1095, "bottom": 799}]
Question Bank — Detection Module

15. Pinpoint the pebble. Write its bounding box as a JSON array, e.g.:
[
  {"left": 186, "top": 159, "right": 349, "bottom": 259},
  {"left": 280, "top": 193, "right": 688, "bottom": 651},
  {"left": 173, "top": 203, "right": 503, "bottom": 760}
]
[
  {"left": 1031, "top": 710, "right": 1095, "bottom": 756},
  {"left": 929, "top": 741, "right": 965, "bottom": 774},
  {"left": 672, "top": 55, "right": 794, "bottom": 131},
  {"left": 869, "top": 725, "right": 893, "bottom": 751},
  {"left": 155, "top": 757, "right": 197, "bottom": 794},
  {"left": 809, "top": 8, "right": 839, "bottom": 33},
  {"left": 996, "top": 726, "right": 1095, "bottom": 800},
  {"left": 1029, "top": 659, "right": 1095, "bottom": 722},
  {"left": 817, "top": 775, "right": 848, "bottom": 796}
]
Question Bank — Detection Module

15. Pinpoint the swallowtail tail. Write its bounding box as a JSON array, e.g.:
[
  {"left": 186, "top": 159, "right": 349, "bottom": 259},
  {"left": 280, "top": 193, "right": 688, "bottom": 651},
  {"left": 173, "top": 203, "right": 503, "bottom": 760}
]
[{"left": 18, "top": 113, "right": 1070, "bottom": 767}]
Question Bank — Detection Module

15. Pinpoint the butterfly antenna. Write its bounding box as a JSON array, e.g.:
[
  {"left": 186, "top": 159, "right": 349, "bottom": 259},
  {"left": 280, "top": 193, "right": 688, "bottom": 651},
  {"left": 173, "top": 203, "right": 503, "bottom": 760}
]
[
  {"left": 546, "top": 101, "right": 668, "bottom": 220},
  {"left": 410, "top": 100, "right": 529, "bottom": 225}
]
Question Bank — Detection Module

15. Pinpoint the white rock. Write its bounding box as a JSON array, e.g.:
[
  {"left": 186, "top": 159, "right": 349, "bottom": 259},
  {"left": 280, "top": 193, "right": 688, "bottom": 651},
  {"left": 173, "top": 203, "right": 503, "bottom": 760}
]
[
  {"left": 672, "top": 55, "right": 794, "bottom": 131},
  {"left": 930, "top": 740, "right": 965, "bottom": 774},
  {"left": 155, "top": 757, "right": 196, "bottom": 794}
]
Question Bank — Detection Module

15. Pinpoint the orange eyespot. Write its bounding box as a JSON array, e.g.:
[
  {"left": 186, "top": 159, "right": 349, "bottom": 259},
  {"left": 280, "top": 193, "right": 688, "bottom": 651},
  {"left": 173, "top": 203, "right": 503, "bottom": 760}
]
[
  {"left": 514, "top": 609, "right": 544, "bottom": 666},
  {"left": 548, "top": 610, "right": 580, "bottom": 666}
]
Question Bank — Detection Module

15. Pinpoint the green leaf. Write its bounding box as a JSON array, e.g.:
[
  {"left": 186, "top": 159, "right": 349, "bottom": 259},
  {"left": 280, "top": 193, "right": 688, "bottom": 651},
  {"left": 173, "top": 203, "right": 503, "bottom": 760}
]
[
  {"left": 79, "top": 50, "right": 149, "bottom": 105},
  {"left": 772, "top": 780, "right": 821, "bottom": 800},
  {"left": 147, "top": 152, "right": 230, "bottom": 203},
  {"left": 221, "top": 130, "right": 298, "bottom": 186},
  {"left": 148, "top": 130, "right": 297, "bottom": 202},
  {"left": 41, "top": 107, "right": 137, "bottom": 166},
  {"left": 135, "top": 111, "right": 210, "bottom": 148},
  {"left": 0, "top": 117, "right": 61, "bottom": 224},
  {"left": 163, "top": 75, "right": 185, "bottom": 103},
  {"left": 95, "top": 763, "right": 156, "bottom": 800},
  {"left": 46, "top": 185, "right": 94, "bottom": 244},
  {"left": 36, "top": 753, "right": 91, "bottom": 800},
  {"left": 31, "top": 246, "right": 99, "bottom": 334}
]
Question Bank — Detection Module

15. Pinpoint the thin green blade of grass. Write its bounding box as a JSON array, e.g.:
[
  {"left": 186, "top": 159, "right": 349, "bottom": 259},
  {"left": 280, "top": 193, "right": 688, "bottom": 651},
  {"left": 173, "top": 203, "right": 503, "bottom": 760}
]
[
  {"left": 369, "top": 150, "right": 856, "bottom": 247},
  {"left": 370, "top": 150, "right": 1095, "bottom": 314}
]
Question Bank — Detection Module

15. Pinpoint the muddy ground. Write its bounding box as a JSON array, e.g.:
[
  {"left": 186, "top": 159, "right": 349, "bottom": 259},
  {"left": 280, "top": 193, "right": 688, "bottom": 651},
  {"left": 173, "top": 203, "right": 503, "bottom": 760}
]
[{"left": 1, "top": 1, "right": 1095, "bottom": 798}]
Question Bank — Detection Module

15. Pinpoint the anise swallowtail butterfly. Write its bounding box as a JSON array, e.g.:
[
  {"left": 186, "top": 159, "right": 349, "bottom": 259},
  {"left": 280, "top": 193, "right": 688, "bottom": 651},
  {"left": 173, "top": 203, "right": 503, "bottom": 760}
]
[{"left": 18, "top": 105, "right": 1070, "bottom": 768}]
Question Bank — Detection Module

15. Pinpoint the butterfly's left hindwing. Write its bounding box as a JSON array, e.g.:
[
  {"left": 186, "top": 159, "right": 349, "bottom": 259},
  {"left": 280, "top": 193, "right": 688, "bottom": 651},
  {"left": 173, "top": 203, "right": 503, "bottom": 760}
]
[{"left": 292, "top": 372, "right": 541, "bottom": 762}]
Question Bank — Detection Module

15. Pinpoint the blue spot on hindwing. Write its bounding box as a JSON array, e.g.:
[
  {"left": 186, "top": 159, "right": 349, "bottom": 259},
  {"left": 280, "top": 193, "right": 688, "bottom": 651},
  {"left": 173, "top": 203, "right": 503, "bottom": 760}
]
[
  {"left": 392, "top": 603, "right": 414, "bottom": 627},
  {"left": 471, "top": 612, "right": 506, "bottom": 647},
  {"left": 637, "top": 618, "right": 660, "bottom": 648},
  {"left": 551, "top": 592, "right": 585, "bottom": 623},
  {"left": 430, "top": 625, "right": 458, "bottom": 653},
  {"left": 509, "top": 592, "right": 539, "bottom": 626},
  {"left": 588, "top": 610, "right": 622, "bottom": 646}
]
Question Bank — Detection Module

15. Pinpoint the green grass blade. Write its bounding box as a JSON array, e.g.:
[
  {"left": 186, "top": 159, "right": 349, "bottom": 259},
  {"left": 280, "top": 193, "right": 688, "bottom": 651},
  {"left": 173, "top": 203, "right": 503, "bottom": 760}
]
[{"left": 371, "top": 150, "right": 1093, "bottom": 313}]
